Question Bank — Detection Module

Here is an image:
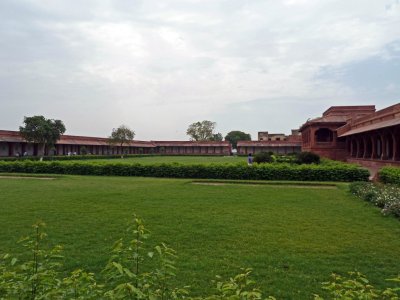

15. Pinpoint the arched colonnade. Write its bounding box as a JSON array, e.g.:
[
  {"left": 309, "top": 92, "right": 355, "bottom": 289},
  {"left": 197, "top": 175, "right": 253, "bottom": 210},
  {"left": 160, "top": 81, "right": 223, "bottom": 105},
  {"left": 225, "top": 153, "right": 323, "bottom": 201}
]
[{"left": 347, "top": 126, "right": 400, "bottom": 161}]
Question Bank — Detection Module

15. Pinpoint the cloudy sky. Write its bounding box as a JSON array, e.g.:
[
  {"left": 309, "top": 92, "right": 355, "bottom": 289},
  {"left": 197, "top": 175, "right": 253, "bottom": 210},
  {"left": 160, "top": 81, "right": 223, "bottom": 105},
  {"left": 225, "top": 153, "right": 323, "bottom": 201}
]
[{"left": 1, "top": 0, "right": 399, "bottom": 140}]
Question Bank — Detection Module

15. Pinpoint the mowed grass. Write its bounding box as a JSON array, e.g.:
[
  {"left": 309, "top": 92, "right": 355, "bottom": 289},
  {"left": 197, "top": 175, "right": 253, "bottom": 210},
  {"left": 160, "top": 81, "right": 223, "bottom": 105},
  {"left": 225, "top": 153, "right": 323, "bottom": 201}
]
[
  {"left": 68, "top": 155, "right": 246, "bottom": 165},
  {"left": 0, "top": 176, "right": 399, "bottom": 299}
]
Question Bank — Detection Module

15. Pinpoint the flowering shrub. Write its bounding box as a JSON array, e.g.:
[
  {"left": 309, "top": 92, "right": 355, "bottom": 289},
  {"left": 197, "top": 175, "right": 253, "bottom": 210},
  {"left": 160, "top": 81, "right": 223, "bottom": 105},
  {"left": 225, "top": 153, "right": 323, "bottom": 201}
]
[{"left": 349, "top": 182, "right": 400, "bottom": 217}]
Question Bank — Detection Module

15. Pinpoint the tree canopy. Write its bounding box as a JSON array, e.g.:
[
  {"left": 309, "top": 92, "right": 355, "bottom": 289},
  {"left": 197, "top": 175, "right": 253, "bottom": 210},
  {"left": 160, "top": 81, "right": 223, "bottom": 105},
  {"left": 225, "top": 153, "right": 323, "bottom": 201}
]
[
  {"left": 108, "top": 125, "right": 135, "bottom": 158},
  {"left": 224, "top": 131, "right": 251, "bottom": 149},
  {"left": 211, "top": 133, "right": 223, "bottom": 141},
  {"left": 186, "top": 120, "right": 222, "bottom": 141},
  {"left": 19, "top": 116, "right": 66, "bottom": 158}
]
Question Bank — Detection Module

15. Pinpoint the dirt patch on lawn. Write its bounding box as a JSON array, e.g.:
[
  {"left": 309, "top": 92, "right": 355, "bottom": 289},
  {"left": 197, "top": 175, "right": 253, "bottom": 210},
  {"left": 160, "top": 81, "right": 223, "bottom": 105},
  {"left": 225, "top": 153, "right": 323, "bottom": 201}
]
[
  {"left": 0, "top": 176, "right": 56, "bottom": 180},
  {"left": 191, "top": 182, "right": 337, "bottom": 189}
]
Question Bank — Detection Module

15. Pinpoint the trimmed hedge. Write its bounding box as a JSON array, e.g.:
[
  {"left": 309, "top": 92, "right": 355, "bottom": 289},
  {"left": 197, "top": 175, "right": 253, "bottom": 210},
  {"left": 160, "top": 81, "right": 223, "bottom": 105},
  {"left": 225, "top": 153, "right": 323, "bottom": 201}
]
[
  {"left": 0, "top": 161, "right": 370, "bottom": 182},
  {"left": 379, "top": 167, "right": 400, "bottom": 185}
]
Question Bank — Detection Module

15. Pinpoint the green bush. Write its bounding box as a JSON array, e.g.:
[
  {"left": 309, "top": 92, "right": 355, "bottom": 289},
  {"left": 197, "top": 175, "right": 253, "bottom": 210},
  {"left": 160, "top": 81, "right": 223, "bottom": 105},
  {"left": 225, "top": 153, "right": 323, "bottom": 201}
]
[
  {"left": 0, "top": 161, "right": 370, "bottom": 182},
  {"left": 296, "top": 152, "right": 320, "bottom": 164},
  {"left": 379, "top": 166, "right": 400, "bottom": 185},
  {"left": 315, "top": 271, "right": 400, "bottom": 300},
  {"left": 80, "top": 146, "right": 88, "bottom": 155},
  {"left": 253, "top": 152, "right": 273, "bottom": 164},
  {"left": 274, "top": 155, "right": 297, "bottom": 164}
]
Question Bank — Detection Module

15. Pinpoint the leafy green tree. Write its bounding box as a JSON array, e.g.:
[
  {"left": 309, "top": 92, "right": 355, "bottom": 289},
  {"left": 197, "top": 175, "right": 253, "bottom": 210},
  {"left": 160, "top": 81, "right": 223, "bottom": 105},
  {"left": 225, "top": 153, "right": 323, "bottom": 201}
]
[
  {"left": 225, "top": 130, "right": 251, "bottom": 149},
  {"left": 19, "top": 116, "right": 66, "bottom": 160},
  {"left": 211, "top": 133, "right": 223, "bottom": 141},
  {"left": 186, "top": 120, "right": 219, "bottom": 141},
  {"left": 80, "top": 146, "right": 88, "bottom": 155},
  {"left": 108, "top": 125, "right": 135, "bottom": 158},
  {"left": 253, "top": 152, "right": 273, "bottom": 164}
]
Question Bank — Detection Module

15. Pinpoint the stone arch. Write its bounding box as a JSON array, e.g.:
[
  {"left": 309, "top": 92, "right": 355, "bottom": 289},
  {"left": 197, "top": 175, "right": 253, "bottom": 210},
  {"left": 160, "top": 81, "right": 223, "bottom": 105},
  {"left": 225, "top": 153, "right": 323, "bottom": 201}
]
[
  {"left": 375, "top": 135, "right": 382, "bottom": 159},
  {"left": 392, "top": 127, "right": 400, "bottom": 161},
  {"left": 364, "top": 135, "right": 372, "bottom": 158},
  {"left": 382, "top": 130, "right": 394, "bottom": 160},
  {"left": 351, "top": 138, "right": 357, "bottom": 157},
  {"left": 315, "top": 128, "right": 333, "bottom": 143},
  {"left": 346, "top": 138, "right": 351, "bottom": 154},
  {"left": 356, "top": 136, "right": 364, "bottom": 158}
]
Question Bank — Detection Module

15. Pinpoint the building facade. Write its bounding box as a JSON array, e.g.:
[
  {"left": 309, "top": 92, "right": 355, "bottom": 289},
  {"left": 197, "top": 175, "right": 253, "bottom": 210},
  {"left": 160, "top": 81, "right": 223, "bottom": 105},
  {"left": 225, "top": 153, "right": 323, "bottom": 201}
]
[
  {"left": 237, "top": 131, "right": 302, "bottom": 155},
  {"left": 0, "top": 130, "right": 231, "bottom": 157},
  {"left": 337, "top": 103, "right": 400, "bottom": 168},
  {"left": 299, "top": 106, "right": 376, "bottom": 160},
  {"left": 299, "top": 103, "right": 400, "bottom": 168},
  {"left": 237, "top": 140, "right": 302, "bottom": 155},
  {"left": 1, "top": 103, "right": 400, "bottom": 169}
]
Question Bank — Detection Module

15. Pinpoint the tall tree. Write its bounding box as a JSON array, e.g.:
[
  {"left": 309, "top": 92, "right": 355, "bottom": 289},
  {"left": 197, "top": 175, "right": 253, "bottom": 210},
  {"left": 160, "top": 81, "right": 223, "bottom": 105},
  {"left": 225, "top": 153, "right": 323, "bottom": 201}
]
[
  {"left": 225, "top": 131, "right": 251, "bottom": 149},
  {"left": 19, "top": 116, "right": 66, "bottom": 160},
  {"left": 108, "top": 125, "right": 135, "bottom": 158},
  {"left": 186, "top": 120, "right": 219, "bottom": 141},
  {"left": 210, "top": 133, "right": 223, "bottom": 141}
]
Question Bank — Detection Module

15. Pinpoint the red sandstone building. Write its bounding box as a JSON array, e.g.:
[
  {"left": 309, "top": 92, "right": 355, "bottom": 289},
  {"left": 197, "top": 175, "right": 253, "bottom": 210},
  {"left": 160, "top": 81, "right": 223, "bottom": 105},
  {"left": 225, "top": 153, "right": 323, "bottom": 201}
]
[
  {"left": 299, "top": 103, "right": 400, "bottom": 168},
  {"left": 0, "top": 130, "right": 231, "bottom": 156},
  {"left": 237, "top": 130, "right": 302, "bottom": 155},
  {"left": 1, "top": 103, "right": 400, "bottom": 171}
]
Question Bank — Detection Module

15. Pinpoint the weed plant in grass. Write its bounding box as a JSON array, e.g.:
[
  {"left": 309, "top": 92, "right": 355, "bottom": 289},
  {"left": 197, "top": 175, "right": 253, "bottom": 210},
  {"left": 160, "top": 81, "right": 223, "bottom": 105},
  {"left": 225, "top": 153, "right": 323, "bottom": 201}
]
[{"left": 0, "top": 176, "right": 399, "bottom": 299}]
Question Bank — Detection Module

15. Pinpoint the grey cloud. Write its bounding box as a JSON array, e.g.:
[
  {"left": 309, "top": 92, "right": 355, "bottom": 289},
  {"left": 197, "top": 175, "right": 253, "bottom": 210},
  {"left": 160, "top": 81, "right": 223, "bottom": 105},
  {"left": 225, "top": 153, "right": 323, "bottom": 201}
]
[{"left": 0, "top": 0, "right": 399, "bottom": 139}]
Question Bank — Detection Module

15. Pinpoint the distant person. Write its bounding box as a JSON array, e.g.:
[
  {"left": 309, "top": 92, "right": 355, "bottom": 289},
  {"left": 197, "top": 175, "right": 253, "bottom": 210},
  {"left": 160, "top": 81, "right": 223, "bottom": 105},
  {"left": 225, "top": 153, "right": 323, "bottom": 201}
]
[
  {"left": 247, "top": 153, "right": 253, "bottom": 166},
  {"left": 23, "top": 151, "right": 28, "bottom": 156}
]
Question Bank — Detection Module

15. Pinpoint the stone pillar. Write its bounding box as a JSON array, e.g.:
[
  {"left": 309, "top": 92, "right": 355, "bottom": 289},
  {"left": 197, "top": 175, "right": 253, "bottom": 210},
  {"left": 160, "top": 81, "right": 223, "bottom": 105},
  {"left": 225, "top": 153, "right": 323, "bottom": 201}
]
[
  {"left": 393, "top": 128, "right": 400, "bottom": 161},
  {"left": 8, "top": 142, "right": 13, "bottom": 156},
  {"left": 361, "top": 136, "right": 367, "bottom": 158},
  {"left": 381, "top": 133, "right": 387, "bottom": 160},
  {"left": 371, "top": 135, "right": 376, "bottom": 159},
  {"left": 356, "top": 138, "right": 361, "bottom": 158},
  {"left": 310, "top": 128, "right": 315, "bottom": 147},
  {"left": 349, "top": 138, "right": 354, "bottom": 157},
  {"left": 332, "top": 130, "right": 337, "bottom": 147}
]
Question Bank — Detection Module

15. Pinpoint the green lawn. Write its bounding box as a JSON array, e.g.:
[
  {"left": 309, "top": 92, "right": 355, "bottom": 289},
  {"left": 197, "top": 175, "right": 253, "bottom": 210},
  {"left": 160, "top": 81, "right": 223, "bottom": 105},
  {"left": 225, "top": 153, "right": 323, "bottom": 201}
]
[
  {"left": 0, "top": 175, "right": 399, "bottom": 299},
  {"left": 65, "top": 155, "right": 246, "bottom": 165}
]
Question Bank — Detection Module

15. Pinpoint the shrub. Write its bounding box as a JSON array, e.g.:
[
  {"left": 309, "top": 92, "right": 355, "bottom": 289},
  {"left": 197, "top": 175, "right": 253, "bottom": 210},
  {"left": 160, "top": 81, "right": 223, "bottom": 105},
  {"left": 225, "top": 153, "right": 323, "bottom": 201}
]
[
  {"left": 296, "top": 152, "right": 320, "bottom": 164},
  {"left": 274, "top": 155, "right": 297, "bottom": 164},
  {"left": 314, "top": 271, "right": 400, "bottom": 300},
  {"left": 253, "top": 152, "right": 273, "bottom": 164},
  {"left": 80, "top": 146, "right": 88, "bottom": 155},
  {"left": 349, "top": 182, "right": 400, "bottom": 217},
  {"left": 0, "top": 160, "right": 370, "bottom": 182},
  {"left": 379, "top": 166, "right": 400, "bottom": 185}
]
